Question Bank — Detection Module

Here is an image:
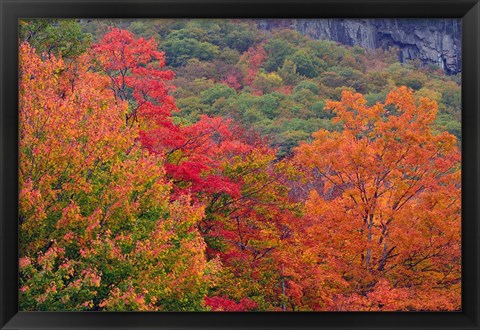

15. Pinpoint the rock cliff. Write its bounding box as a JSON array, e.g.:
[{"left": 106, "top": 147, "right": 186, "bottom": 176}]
[{"left": 257, "top": 19, "right": 461, "bottom": 74}]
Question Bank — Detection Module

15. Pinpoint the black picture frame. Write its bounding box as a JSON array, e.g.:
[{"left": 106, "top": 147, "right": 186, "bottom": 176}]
[{"left": 1, "top": 0, "right": 479, "bottom": 329}]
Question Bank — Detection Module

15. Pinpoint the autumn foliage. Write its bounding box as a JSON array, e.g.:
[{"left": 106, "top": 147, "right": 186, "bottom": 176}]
[
  {"left": 292, "top": 88, "right": 461, "bottom": 310},
  {"left": 19, "top": 27, "right": 461, "bottom": 312}
]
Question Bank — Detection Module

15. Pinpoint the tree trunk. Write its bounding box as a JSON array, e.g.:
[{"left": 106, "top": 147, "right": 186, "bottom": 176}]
[
  {"left": 281, "top": 276, "right": 287, "bottom": 311},
  {"left": 365, "top": 213, "right": 373, "bottom": 271},
  {"left": 378, "top": 232, "right": 389, "bottom": 271}
]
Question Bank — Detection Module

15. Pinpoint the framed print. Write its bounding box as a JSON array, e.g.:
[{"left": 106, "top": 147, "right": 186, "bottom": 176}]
[{"left": 1, "top": 0, "right": 479, "bottom": 329}]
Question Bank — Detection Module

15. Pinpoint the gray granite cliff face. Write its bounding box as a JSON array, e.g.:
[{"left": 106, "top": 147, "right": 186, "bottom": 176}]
[{"left": 257, "top": 19, "right": 461, "bottom": 74}]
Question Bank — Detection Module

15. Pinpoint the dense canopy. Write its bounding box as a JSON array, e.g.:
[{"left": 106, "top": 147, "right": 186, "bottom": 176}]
[{"left": 19, "top": 20, "right": 461, "bottom": 311}]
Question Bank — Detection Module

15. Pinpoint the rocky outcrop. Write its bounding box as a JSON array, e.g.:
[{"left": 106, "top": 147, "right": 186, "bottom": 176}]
[{"left": 257, "top": 19, "right": 461, "bottom": 74}]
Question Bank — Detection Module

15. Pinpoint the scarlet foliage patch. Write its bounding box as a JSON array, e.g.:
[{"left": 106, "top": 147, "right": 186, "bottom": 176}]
[{"left": 205, "top": 296, "right": 258, "bottom": 311}]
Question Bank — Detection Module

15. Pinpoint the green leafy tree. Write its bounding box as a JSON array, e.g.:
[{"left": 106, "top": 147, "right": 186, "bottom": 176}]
[
  {"left": 19, "top": 19, "right": 93, "bottom": 58},
  {"left": 288, "top": 50, "right": 325, "bottom": 78},
  {"left": 277, "top": 59, "right": 301, "bottom": 85},
  {"left": 263, "top": 38, "right": 296, "bottom": 71}
]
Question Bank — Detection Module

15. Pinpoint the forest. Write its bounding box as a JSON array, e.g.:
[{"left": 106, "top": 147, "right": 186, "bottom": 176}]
[{"left": 19, "top": 19, "right": 461, "bottom": 311}]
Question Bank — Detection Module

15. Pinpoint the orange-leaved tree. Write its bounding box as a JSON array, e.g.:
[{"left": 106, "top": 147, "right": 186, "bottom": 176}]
[
  {"left": 19, "top": 43, "right": 217, "bottom": 311},
  {"left": 292, "top": 87, "right": 461, "bottom": 311}
]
